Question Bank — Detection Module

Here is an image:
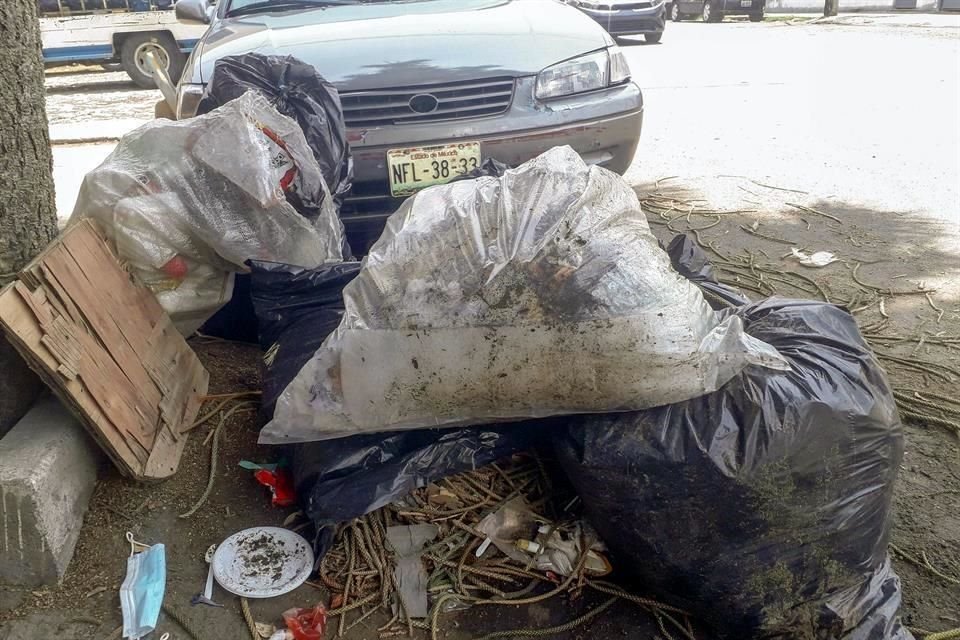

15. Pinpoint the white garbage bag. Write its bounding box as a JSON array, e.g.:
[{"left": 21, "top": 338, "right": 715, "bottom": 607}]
[
  {"left": 69, "top": 91, "right": 345, "bottom": 335},
  {"left": 261, "top": 146, "right": 785, "bottom": 444}
]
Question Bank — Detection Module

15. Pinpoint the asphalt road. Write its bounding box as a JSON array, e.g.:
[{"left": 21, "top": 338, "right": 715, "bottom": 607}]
[{"left": 620, "top": 17, "right": 959, "bottom": 224}]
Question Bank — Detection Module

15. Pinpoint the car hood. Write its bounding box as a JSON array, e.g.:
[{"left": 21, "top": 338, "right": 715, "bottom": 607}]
[{"left": 192, "top": 0, "right": 613, "bottom": 90}]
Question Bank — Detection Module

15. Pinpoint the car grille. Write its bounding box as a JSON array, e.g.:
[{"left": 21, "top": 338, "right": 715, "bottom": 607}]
[{"left": 340, "top": 77, "right": 515, "bottom": 128}]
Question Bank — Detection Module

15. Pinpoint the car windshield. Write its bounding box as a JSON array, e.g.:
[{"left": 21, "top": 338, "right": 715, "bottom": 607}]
[{"left": 227, "top": 0, "right": 430, "bottom": 16}]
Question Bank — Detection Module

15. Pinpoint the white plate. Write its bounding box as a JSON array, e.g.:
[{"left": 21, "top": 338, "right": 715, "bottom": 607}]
[{"left": 212, "top": 527, "right": 314, "bottom": 599}]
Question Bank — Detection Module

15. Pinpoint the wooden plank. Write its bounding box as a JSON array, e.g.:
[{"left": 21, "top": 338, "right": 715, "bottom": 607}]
[
  {"left": 0, "top": 286, "right": 138, "bottom": 476},
  {"left": 70, "top": 222, "right": 166, "bottom": 325},
  {"left": 40, "top": 242, "right": 162, "bottom": 429},
  {"left": 0, "top": 222, "right": 208, "bottom": 481},
  {"left": 147, "top": 358, "right": 208, "bottom": 478}
]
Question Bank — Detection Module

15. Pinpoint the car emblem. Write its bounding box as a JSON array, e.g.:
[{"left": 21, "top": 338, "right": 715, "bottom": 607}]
[{"left": 409, "top": 93, "right": 440, "bottom": 114}]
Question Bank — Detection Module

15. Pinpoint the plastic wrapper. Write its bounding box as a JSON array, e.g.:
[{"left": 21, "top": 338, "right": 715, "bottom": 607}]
[
  {"left": 555, "top": 296, "right": 911, "bottom": 640},
  {"left": 198, "top": 53, "right": 353, "bottom": 216},
  {"left": 262, "top": 146, "right": 787, "bottom": 443},
  {"left": 69, "top": 91, "right": 344, "bottom": 334}
]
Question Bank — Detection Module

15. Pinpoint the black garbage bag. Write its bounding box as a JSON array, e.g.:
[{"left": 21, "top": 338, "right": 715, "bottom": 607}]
[
  {"left": 292, "top": 423, "right": 545, "bottom": 557},
  {"left": 248, "top": 260, "right": 362, "bottom": 417},
  {"left": 664, "top": 233, "right": 749, "bottom": 308},
  {"left": 197, "top": 53, "right": 353, "bottom": 219},
  {"left": 555, "top": 298, "right": 910, "bottom": 640},
  {"left": 249, "top": 259, "right": 543, "bottom": 557}
]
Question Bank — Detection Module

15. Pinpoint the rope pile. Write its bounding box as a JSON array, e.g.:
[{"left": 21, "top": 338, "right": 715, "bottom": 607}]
[{"left": 316, "top": 454, "right": 697, "bottom": 640}]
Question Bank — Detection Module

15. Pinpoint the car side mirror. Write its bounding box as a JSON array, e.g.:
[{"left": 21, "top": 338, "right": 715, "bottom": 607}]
[{"left": 175, "top": 0, "right": 212, "bottom": 24}]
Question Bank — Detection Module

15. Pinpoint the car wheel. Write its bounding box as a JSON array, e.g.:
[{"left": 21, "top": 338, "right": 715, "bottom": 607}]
[
  {"left": 702, "top": 0, "right": 722, "bottom": 21},
  {"left": 120, "top": 33, "right": 185, "bottom": 90},
  {"left": 671, "top": 2, "right": 682, "bottom": 21},
  {"left": 644, "top": 32, "right": 663, "bottom": 43},
  {"left": 749, "top": 11, "right": 764, "bottom": 20}
]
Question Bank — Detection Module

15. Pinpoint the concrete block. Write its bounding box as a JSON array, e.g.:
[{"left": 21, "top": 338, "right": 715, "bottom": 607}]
[{"left": 0, "top": 395, "right": 99, "bottom": 586}]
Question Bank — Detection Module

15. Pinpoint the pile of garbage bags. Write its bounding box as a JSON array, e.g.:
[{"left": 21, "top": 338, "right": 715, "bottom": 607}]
[
  {"left": 75, "top": 88, "right": 908, "bottom": 639},
  {"left": 261, "top": 146, "right": 786, "bottom": 443},
  {"left": 247, "top": 146, "right": 908, "bottom": 639},
  {"left": 70, "top": 91, "right": 345, "bottom": 334}
]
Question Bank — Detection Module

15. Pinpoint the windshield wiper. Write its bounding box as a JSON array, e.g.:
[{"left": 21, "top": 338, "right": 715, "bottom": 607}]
[{"left": 228, "top": 0, "right": 352, "bottom": 17}]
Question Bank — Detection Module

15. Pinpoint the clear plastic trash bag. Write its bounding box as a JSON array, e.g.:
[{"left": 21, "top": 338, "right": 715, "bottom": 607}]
[{"left": 68, "top": 91, "right": 344, "bottom": 335}]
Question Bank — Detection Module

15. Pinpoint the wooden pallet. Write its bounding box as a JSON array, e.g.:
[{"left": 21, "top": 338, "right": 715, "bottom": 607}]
[{"left": 0, "top": 220, "right": 208, "bottom": 481}]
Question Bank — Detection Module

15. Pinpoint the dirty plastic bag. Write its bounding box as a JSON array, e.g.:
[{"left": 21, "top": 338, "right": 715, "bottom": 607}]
[
  {"left": 198, "top": 53, "right": 353, "bottom": 215},
  {"left": 249, "top": 259, "right": 543, "bottom": 558},
  {"left": 555, "top": 297, "right": 911, "bottom": 640},
  {"left": 248, "top": 260, "right": 362, "bottom": 418},
  {"left": 262, "top": 146, "right": 787, "bottom": 443},
  {"left": 69, "top": 91, "right": 344, "bottom": 334}
]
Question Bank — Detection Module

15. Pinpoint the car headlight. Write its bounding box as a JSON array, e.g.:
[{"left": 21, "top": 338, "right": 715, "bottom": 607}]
[
  {"left": 176, "top": 83, "right": 205, "bottom": 119},
  {"left": 535, "top": 47, "right": 631, "bottom": 101}
]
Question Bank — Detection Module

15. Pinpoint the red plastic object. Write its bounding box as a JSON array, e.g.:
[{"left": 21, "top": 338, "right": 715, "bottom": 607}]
[
  {"left": 282, "top": 604, "right": 327, "bottom": 640},
  {"left": 161, "top": 255, "right": 189, "bottom": 280},
  {"left": 253, "top": 469, "right": 296, "bottom": 507}
]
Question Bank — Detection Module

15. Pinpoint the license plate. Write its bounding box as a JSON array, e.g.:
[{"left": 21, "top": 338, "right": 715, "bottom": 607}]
[
  {"left": 387, "top": 142, "right": 482, "bottom": 198},
  {"left": 741, "top": 1, "right": 752, "bottom": 6}
]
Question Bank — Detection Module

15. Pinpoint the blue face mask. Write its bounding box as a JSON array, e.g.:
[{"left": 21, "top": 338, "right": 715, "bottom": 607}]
[{"left": 120, "top": 532, "right": 167, "bottom": 639}]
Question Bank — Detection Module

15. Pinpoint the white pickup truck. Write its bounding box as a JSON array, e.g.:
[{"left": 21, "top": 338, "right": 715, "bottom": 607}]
[{"left": 40, "top": 1, "right": 209, "bottom": 88}]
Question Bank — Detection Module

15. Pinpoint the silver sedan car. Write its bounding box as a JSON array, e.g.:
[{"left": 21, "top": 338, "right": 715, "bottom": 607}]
[{"left": 174, "top": 0, "right": 643, "bottom": 233}]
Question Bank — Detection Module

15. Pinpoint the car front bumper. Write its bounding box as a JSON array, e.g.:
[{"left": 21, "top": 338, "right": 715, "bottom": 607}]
[
  {"left": 578, "top": 4, "right": 666, "bottom": 35},
  {"left": 343, "top": 77, "right": 643, "bottom": 227}
]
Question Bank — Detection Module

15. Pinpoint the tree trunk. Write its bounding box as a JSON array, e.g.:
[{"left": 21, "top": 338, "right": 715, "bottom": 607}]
[
  {"left": 824, "top": 0, "right": 840, "bottom": 16},
  {"left": 0, "top": 0, "right": 59, "bottom": 436}
]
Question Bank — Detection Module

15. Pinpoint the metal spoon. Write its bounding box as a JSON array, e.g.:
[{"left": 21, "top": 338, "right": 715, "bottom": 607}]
[{"left": 191, "top": 544, "right": 223, "bottom": 608}]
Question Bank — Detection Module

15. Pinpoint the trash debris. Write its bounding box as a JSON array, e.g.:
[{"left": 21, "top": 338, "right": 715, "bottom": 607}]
[
  {"left": 524, "top": 523, "right": 611, "bottom": 578},
  {"left": 120, "top": 532, "right": 166, "bottom": 640},
  {"left": 475, "top": 497, "right": 539, "bottom": 564},
  {"left": 791, "top": 247, "right": 838, "bottom": 267},
  {"left": 198, "top": 53, "right": 353, "bottom": 218},
  {"left": 69, "top": 91, "right": 345, "bottom": 335},
  {"left": 263, "top": 146, "right": 788, "bottom": 443},
  {"left": 279, "top": 604, "right": 327, "bottom": 640},
  {"left": 556, "top": 293, "right": 911, "bottom": 639},
  {"left": 0, "top": 220, "right": 209, "bottom": 480},
  {"left": 212, "top": 527, "right": 314, "bottom": 598},
  {"left": 253, "top": 468, "right": 297, "bottom": 508},
  {"left": 385, "top": 524, "right": 439, "bottom": 618},
  {"left": 190, "top": 544, "right": 222, "bottom": 608}
]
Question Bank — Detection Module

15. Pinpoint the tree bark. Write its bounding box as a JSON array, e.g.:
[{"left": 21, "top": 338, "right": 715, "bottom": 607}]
[
  {"left": 823, "top": 0, "right": 840, "bottom": 16},
  {"left": 0, "top": 0, "right": 59, "bottom": 436}
]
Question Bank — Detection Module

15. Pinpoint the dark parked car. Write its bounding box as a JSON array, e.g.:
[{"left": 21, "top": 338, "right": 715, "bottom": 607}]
[
  {"left": 668, "top": 0, "right": 764, "bottom": 21},
  {"left": 564, "top": 0, "right": 666, "bottom": 43}
]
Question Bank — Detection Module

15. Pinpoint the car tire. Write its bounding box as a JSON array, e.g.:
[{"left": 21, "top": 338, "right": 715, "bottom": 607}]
[
  {"left": 749, "top": 11, "right": 764, "bottom": 20},
  {"left": 702, "top": 0, "right": 722, "bottom": 21},
  {"left": 644, "top": 32, "right": 663, "bottom": 43},
  {"left": 671, "top": 2, "right": 683, "bottom": 21},
  {"left": 120, "top": 32, "right": 185, "bottom": 90}
]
